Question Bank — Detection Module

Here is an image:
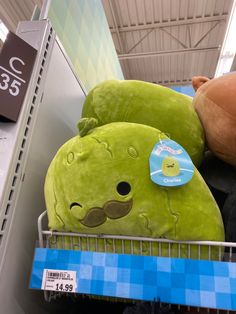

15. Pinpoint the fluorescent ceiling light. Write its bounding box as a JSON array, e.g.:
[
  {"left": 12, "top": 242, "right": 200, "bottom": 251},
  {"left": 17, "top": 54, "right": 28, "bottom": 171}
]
[
  {"left": 0, "top": 20, "right": 9, "bottom": 42},
  {"left": 214, "top": 0, "right": 236, "bottom": 77}
]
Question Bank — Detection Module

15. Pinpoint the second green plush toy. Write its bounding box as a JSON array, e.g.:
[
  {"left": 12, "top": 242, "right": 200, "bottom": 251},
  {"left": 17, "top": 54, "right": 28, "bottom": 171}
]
[{"left": 81, "top": 79, "right": 205, "bottom": 167}]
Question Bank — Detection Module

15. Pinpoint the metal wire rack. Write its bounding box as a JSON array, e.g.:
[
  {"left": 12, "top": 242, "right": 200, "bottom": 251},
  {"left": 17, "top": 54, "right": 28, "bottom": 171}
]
[{"left": 38, "top": 211, "right": 236, "bottom": 313}]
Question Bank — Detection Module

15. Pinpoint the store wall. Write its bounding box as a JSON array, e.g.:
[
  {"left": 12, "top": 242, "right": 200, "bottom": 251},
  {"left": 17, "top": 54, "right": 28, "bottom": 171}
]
[
  {"left": 48, "top": 0, "right": 124, "bottom": 92},
  {"left": 171, "top": 85, "right": 195, "bottom": 97}
]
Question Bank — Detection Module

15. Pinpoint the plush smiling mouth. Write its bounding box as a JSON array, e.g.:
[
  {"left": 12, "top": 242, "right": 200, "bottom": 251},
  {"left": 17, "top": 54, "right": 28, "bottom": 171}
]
[{"left": 70, "top": 199, "right": 133, "bottom": 228}]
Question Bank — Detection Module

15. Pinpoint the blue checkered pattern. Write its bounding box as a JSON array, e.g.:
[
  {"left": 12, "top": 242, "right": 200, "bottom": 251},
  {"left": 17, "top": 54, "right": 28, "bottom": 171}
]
[{"left": 30, "top": 248, "right": 236, "bottom": 310}]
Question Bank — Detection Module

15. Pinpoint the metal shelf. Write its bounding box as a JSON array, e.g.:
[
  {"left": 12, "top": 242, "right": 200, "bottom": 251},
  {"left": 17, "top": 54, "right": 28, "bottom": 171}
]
[{"left": 36, "top": 211, "right": 236, "bottom": 313}]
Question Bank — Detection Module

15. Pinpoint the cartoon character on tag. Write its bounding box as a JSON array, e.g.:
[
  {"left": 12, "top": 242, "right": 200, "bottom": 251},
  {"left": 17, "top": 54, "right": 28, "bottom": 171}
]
[
  {"left": 150, "top": 139, "right": 194, "bottom": 187},
  {"left": 161, "top": 156, "right": 180, "bottom": 177}
]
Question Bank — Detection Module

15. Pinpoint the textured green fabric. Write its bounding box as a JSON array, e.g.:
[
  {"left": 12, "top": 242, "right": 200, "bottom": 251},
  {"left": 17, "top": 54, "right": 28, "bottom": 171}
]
[
  {"left": 45, "top": 122, "right": 224, "bottom": 246},
  {"left": 81, "top": 80, "right": 205, "bottom": 167}
]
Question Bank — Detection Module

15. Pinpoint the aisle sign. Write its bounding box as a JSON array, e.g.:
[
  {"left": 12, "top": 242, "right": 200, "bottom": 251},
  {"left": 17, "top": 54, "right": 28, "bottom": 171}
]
[{"left": 0, "top": 31, "right": 37, "bottom": 122}]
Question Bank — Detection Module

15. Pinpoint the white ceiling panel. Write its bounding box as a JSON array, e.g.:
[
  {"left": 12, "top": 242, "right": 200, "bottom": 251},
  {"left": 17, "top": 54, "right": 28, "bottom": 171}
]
[
  {"left": 0, "top": 0, "right": 43, "bottom": 32},
  {"left": 103, "top": 0, "right": 234, "bottom": 85},
  {"left": 0, "top": 0, "right": 234, "bottom": 86}
]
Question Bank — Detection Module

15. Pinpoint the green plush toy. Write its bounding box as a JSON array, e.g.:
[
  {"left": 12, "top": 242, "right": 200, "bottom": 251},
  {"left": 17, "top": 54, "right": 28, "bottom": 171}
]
[
  {"left": 81, "top": 79, "right": 205, "bottom": 167},
  {"left": 44, "top": 121, "right": 224, "bottom": 259}
]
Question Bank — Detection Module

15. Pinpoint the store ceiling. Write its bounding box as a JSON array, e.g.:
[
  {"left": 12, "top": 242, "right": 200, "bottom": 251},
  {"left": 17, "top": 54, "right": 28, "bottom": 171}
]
[
  {"left": 102, "top": 0, "right": 235, "bottom": 85},
  {"left": 0, "top": 0, "right": 43, "bottom": 50},
  {"left": 0, "top": 0, "right": 43, "bottom": 31},
  {"left": 0, "top": 0, "right": 235, "bottom": 86}
]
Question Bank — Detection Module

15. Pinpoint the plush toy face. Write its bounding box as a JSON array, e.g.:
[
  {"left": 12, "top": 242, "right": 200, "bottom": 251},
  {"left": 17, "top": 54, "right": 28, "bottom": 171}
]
[
  {"left": 45, "top": 122, "right": 224, "bottom": 242},
  {"left": 192, "top": 73, "right": 236, "bottom": 166},
  {"left": 81, "top": 79, "right": 205, "bottom": 167}
]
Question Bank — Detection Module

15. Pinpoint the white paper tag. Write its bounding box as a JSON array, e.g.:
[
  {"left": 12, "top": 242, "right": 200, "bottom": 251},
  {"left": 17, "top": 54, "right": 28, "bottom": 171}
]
[{"left": 41, "top": 269, "right": 77, "bottom": 293}]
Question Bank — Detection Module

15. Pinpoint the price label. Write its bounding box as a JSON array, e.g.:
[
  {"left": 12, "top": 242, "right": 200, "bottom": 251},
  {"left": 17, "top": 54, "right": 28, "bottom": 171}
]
[
  {"left": 41, "top": 269, "right": 77, "bottom": 293},
  {"left": 0, "top": 31, "right": 37, "bottom": 122}
]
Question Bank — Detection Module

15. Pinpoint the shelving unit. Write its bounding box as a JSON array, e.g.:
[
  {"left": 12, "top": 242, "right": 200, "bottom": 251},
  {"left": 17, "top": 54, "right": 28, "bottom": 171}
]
[
  {"left": 29, "top": 211, "right": 236, "bottom": 313},
  {"left": 1, "top": 5, "right": 236, "bottom": 314},
  {"left": 0, "top": 19, "right": 86, "bottom": 313}
]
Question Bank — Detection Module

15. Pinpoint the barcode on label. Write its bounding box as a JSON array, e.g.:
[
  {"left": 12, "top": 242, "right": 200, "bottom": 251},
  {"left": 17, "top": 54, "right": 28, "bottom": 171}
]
[
  {"left": 47, "top": 271, "right": 60, "bottom": 278},
  {"left": 46, "top": 271, "right": 73, "bottom": 279},
  {"left": 41, "top": 269, "right": 77, "bottom": 293}
]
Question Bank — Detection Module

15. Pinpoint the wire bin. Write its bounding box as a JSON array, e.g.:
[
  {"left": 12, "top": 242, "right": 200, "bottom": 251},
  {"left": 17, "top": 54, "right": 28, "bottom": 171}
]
[{"left": 37, "top": 211, "right": 236, "bottom": 313}]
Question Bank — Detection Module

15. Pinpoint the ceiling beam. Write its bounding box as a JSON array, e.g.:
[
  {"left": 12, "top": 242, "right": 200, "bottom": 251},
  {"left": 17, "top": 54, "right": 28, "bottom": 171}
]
[
  {"left": 193, "top": 21, "right": 221, "bottom": 48},
  {"left": 110, "top": 16, "right": 226, "bottom": 33},
  {"left": 127, "top": 28, "right": 155, "bottom": 53},
  {"left": 159, "top": 28, "right": 188, "bottom": 48},
  {"left": 141, "top": 79, "right": 215, "bottom": 87},
  {"left": 160, "top": 80, "right": 193, "bottom": 86},
  {"left": 107, "top": 0, "right": 132, "bottom": 79},
  {"left": 107, "top": 0, "right": 123, "bottom": 53},
  {"left": 118, "top": 46, "right": 220, "bottom": 60}
]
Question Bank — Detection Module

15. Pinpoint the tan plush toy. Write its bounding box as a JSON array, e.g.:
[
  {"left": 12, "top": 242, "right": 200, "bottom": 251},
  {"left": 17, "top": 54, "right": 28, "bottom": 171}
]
[{"left": 192, "top": 72, "right": 236, "bottom": 166}]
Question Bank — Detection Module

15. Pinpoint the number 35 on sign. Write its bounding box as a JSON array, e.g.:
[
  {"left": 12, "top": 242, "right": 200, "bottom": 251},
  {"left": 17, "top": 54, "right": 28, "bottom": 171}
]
[{"left": 0, "top": 57, "right": 25, "bottom": 96}]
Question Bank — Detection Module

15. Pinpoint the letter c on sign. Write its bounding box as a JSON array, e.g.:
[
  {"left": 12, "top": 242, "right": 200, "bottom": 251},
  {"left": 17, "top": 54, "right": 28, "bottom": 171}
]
[{"left": 9, "top": 57, "right": 25, "bottom": 74}]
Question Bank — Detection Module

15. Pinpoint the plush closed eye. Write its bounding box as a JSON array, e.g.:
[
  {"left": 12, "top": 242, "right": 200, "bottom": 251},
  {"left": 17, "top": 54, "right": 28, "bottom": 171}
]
[
  {"left": 116, "top": 182, "right": 131, "bottom": 196},
  {"left": 70, "top": 202, "right": 82, "bottom": 209}
]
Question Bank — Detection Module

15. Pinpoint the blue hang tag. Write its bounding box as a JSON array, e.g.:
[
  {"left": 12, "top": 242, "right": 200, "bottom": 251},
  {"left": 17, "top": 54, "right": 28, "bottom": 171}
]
[{"left": 149, "top": 139, "right": 194, "bottom": 187}]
